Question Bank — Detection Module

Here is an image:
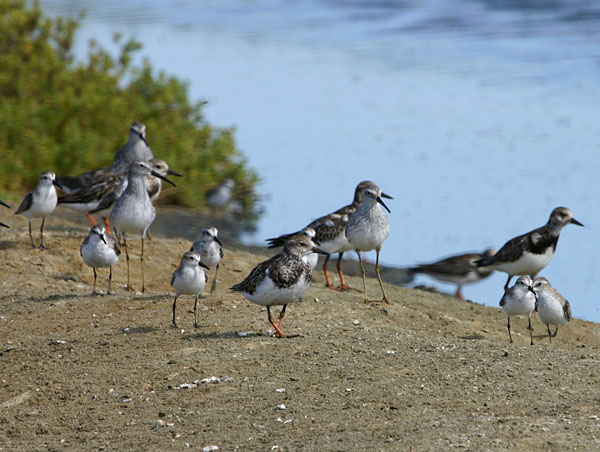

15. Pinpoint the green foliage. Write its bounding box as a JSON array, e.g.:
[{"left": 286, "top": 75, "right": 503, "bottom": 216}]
[{"left": 0, "top": 0, "right": 261, "bottom": 227}]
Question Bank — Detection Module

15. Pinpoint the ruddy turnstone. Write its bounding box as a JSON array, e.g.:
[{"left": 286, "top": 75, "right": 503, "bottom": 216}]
[
  {"left": 80, "top": 224, "right": 121, "bottom": 295},
  {"left": 15, "top": 171, "right": 60, "bottom": 248},
  {"left": 499, "top": 275, "right": 536, "bottom": 345},
  {"left": 267, "top": 181, "right": 391, "bottom": 291},
  {"left": 408, "top": 248, "right": 496, "bottom": 299},
  {"left": 171, "top": 251, "right": 209, "bottom": 328},
  {"left": 345, "top": 183, "right": 392, "bottom": 303},
  {"left": 532, "top": 276, "right": 572, "bottom": 342},
  {"left": 190, "top": 226, "right": 224, "bottom": 295},
  {"left": 475, "top": 207, "right": 583, "bottom": 291},
  {"left": 231, "top": 236, "right": 326, "bottom": 338},
  {"left": 110, "top": 161, "right": 175, "bottom": 292}
]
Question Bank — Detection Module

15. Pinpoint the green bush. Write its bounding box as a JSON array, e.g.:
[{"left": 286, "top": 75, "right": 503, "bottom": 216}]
[{"left": 0, "top": 0, "right": 261, "bottom": 227}]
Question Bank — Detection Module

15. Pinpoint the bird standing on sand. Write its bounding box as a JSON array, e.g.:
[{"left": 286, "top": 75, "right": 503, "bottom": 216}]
[
  {"left": 171, "top": 251, "right": 209, "bottom": 328},
  {"left": 110, "top": 161, "right": 176, "bottom": 292},
  {"left": 475, "top": 207, "right": 583, "bottom": 292},
  {"left": 87, "top": 158, "right": 182, "bottom": 233},
  {"left": 231, "top": 236, "right": 326, "bottom": 338},
  {"left": 408, "top": 248, "right": 496, "bottom": 299},
  {"left": 191, "top": 226, "right": 223, "bottom": 295},
  {"left": 499, "top": 275, "right": 536, "bottom": 345},
  {"left": 80, "top": 225, "right": 121, "bottom": 295},
  {"left": 267, "top": 181, "right": 391, "bottom": 291},
  {"left": 532, "top": 276, "right": 572, "bottom": 342},
  {"left": 345, "top": 184, "right": 392, "bottom": 303},
  {"left": 55, "top": 121, "right": 155, "bottom": 228},
  {"left": 15, "top": 171, "right": 60, "bottom": 248}
]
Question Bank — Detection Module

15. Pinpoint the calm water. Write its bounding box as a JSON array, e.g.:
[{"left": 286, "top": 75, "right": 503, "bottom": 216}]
[{"left": 41, "top": 1, "right": 600, "bottom": 321}]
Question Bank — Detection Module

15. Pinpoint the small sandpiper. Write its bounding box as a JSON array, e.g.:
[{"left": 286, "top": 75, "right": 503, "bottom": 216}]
[
  {"left": 112, "top": 121, "right": 154, "bottom": 174},
  {"left": 171, "top": 251, "right": 210, "bottom": 328},
  {"left": 0, "top": 199, "right": 11, "bottom": 228},
  {"left": 110, "top": 161, "right": 176, "bottom": 292},
  {"left": 408, "top": 248, "right": 496, "bottom": 299},
  {"left": 267, "top": 181, "right": 392, "bottom": 291},
  {"left": 15, "top": 171, "right": 60, "bottom": 248},
  {"left": 345, "top": 183, "right": 392, "bottom": 303},
  {"left": 532, "top": 276, "right": 572, "bottom": 342},
  {"left": 499, "top": 275, "right": 536, "bottom": 345},
  {"left": 475, "top": 207, "right": 583, "bottom": 292},
  {"left": 231, "top": 236, "right": 326, "bottom": 338},
  {"left": 80, "top": 225, "right": 121, "bottom": 295},
  {"left": 190, "top": 226, "right": 224, "bottom": 295}
]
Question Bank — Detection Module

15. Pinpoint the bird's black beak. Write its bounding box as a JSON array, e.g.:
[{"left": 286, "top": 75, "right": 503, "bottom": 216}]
[
  {"left": 0, "top": 221, "right": 9, "bottom": 228},
  {"left": 199, "top": 261, "right": 210, "bottom": 270},
  {"left": 214, "top": 236, "right": 223, "bottom": 247},
  {"left": 151, "top": 170, "right": 176, "bottom": 187},
  {"left": 571, "top": 218, "right": 584, "bottom": 227},
  {"left": 312, "top": 246, "right": 329, "bottom": 255},
  {"left": 381, "top": 192, "right": 393, "bottom": 200},
  {"left": 167, "top": 168, "right": 183, "bottom": 177},
  {"left": 100, "top": 234, "right": 107, "bottom": 245},
  {"left": 53, "top": 180, "right": 63, "bottom": 190},
  {"left": 377, "top": 196, "right": 391, "bottom": 213},
  {"left": 139, "top": 134, "right": 149, "bottom": 147},
  {"left": 0, "top": 200, "right": 11, "bottom": 209},
  {"left": 528, "top": 286, "right": 535, "bottom": 294}
]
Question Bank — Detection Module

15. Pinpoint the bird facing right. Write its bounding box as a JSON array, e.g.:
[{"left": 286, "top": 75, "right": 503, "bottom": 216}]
[
  {"left": 532, "top": 276, "right": 572, "bottom": 342},
  {"left": 80, "top": 224, "right": 121, "bottom": 295},
  {"left": 499, "top": 275, "right": 536, "bottom": 345},
  {"left": 191, "top": 226, "right": 224, "bottom": 295},
  {"left": 231, "top": 236, "right": 326, "bottom": 338},
  {"left": 475, "top": 207, "right": 583, "bottom": 292},
  {"left": 345, "top": 183, "right": 392, "bottom": 303},
  {"left": 171, "top": 251, "right": 209, "bottom": 329}
]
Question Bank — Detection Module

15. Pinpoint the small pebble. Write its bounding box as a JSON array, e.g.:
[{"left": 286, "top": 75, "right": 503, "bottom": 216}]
[
  {"left": 202, "top": 446, "right": 219, "bottom": 452},
  {"left": 275, "top": 404, "right": 286, "bottom": 410},
  {"left": 123, "top": 327, "right": 131, "bottom": 334},
  {"left": 353, "top": 320, "right": 360, "bottom": 325},
  {"left": 237, "top": 332, "right": 248, "bottom": 337}
]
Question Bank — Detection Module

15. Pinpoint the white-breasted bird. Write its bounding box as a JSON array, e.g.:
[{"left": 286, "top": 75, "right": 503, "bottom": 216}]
[
  {"left": 499, "top": 275, "right": 536, "bottom": 345},
  {"left": 80, "top": 225, "right": 121, "bottom": 295},
  {"left": 15, "top": 171, "right": 60, "bottom": 248},
  {"left": 190, "top": 226, "right": 223, "bottom": 295},
  {"left": 532, "top": 276, "right": 572, "bottom": 342},
  {"left": 171, "top": 251, "right": 210, "bottom": 329}
]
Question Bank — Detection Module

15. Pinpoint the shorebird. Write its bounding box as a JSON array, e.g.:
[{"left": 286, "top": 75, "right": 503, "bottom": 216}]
[
  {"left": 112, "top": 121, "right": 154, "bottom": 174},
  {"left": 190, "top": 226, "right": 223, "bottom": 295},
  {"left": 205, "top": 179, "right": 234, "bottom": 211},
  {"left": 231, "top": 236, "right": 326, "bottom": 338},
  {"left": 171, "top": 251, "right": 210, "bottom": 328},
  {"left": 56, "top": 122, "right": 157, "bottom": 227},
  {"left": 267, "top": 181, "right": 391, "bottom": 291},
  {"left": 110, "top": 161, "right": 176, "bottom": 292},
  {"left": 408, "top": 248, "right": 496, "bottom": 299},
  {"left": 499, "top": 276, "right": 536, "bottom": 345},
  {"left": 475, "top": 207, "right": 583, "bottom": 292},
  {"left": 532, "top": 276, "right": 572, "bottom": 342},
  {"left": 87, "top": 158, "right": 182, "bottom": 233},
  {"left": 15, "top": 171, "right": 60, "bottom": 248},
  {"left": 345, "top": 184, "right": 392, "bottom": 303},
  {"left": 80, "top": 225, "right": 121, "bottom": 295},
  {"left": 0, "top": 199, "right": 10, "bottom": 228}
]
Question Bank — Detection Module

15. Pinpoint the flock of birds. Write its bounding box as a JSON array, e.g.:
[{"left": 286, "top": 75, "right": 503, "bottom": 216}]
[{"left": 0, "top": 122, "right": 584, "bottom": 343}]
